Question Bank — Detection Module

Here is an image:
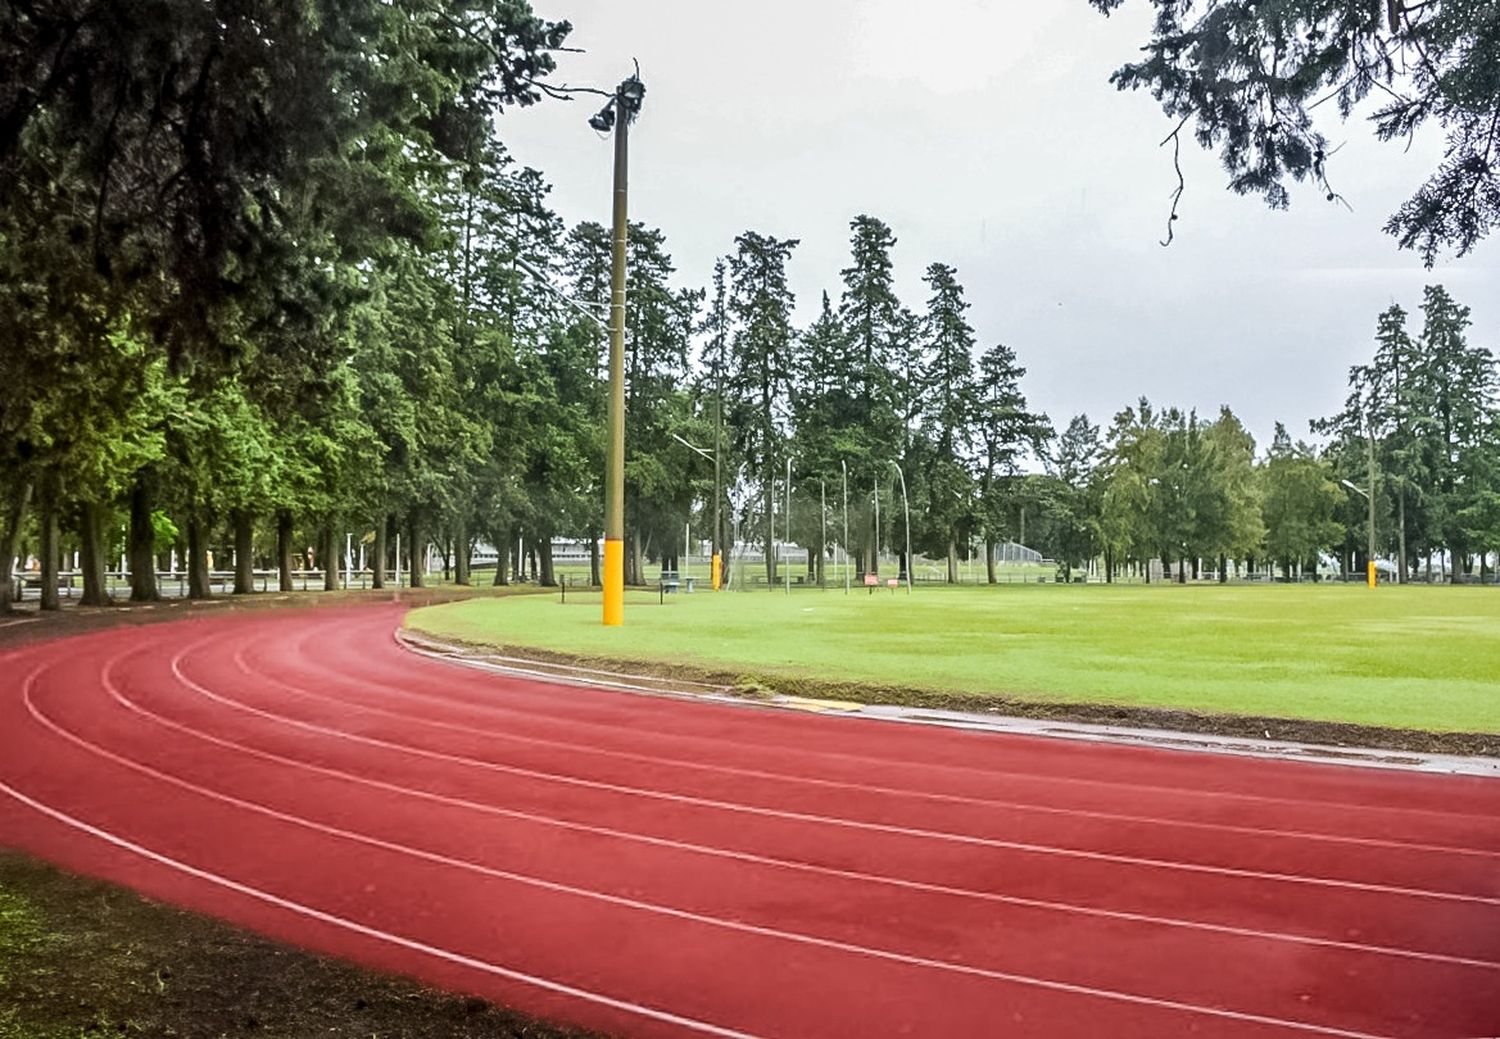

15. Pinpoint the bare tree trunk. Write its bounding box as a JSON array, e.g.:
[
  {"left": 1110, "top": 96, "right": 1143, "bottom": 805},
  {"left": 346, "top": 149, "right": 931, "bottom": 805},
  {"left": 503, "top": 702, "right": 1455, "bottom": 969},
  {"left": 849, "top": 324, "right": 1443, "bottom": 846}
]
[
  {"left": 233, "top": 509, "right": 255, "bottom": 594},
  {"left": 985, "top": 538, "right": 997, "bottom": 584},
  {"left": 539, "top": 536, "right": 556, "bottom": 587},
  {"left": 79, "top": 501, "right": 113, "bottom": 606},
  {"left": 627, "top": 530, "right": 643, "bottom": 586},
  {"left": 0, "top": 477, "right": 32, "bottom": 612},
  {"left": 371, "top": 516, "right": 387, "bottom": 590},
  {"left": 187, "top": 514, "right": 212, "bottom": 599},
  {"left": 128, "top": 480, "right": 160, "bottom": 602},
  {"left": 407, "top": 515, "right": 424, "bottom": 589},
  {"left": 1397, "top": 487, "right": 1408, "bottom": 583},
  {"left": 323, "top": 523, "right": 340, "bottom": 591},
  {"left": 277, "top": 511, "right": 296, "bottom": 591},
  {"left": 454, "top": 515, "right": 470, "bottom": 585},
  {"left": 946, "top": 533, "right": 958, "bottom": 584},
  {"left": 39, "top": 479, "right": 59, "bottom": 611},
  {"left": 493, "top": 528, "right": 510, "bottom": 586},
  {"left": 589, "top": 535, "right": 600, "bottom": 587}
]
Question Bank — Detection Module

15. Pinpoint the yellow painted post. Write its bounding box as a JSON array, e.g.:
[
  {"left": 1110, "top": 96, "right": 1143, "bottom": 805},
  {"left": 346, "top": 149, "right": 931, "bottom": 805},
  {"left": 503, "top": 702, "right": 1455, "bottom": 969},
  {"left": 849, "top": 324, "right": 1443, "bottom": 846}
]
[
  {"left": 603, "top": 538, "right": 624, "bottom": 625},
  {"left": 711, "top": 552, "right": 722, "bottom": 591},
  {"left": 1367, "top": 560, "right": 1377, "bottom": 588}
]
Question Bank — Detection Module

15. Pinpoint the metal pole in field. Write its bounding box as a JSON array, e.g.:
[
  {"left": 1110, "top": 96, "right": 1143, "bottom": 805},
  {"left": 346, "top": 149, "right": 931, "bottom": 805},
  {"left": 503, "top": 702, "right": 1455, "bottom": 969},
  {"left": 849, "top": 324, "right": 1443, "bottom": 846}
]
[
  {"left": 873, "top": 476, "right": 881, "bottom": 575},
  {"left": 820, "top": 479, "right": 827, "bottom": 590},
  {"left": 785, "top": 456, "right": 792, "bottom": 595},
  {"left": 713, "top": 390, "right": 723, "bottom": 591},
  {"left": 841, "top": 460, "right": 850, "bottom": 594},
  {"left": 890, "top": 461, "right": 913, "bottom": 594},
  {"left": 597, "top": 73, "right": 645, "bottom": 627}
]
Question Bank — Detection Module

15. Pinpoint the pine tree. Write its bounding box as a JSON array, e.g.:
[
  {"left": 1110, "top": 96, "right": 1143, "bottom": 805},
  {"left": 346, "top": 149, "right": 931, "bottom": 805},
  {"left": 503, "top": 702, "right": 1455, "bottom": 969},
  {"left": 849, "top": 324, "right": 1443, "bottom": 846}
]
[
  {"left": 726, "top": 231, "right": 799, "bottom": 584},
  {"left": 972, "top": 342, "right": 1049, "bottom": 583}
]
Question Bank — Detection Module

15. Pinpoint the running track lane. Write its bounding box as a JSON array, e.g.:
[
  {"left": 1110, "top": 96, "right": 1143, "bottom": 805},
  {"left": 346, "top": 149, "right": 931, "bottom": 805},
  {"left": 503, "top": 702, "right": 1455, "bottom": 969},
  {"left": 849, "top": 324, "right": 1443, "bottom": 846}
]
[{"left": 1, "top": 607, "right": 1497, "bottom": 1038}]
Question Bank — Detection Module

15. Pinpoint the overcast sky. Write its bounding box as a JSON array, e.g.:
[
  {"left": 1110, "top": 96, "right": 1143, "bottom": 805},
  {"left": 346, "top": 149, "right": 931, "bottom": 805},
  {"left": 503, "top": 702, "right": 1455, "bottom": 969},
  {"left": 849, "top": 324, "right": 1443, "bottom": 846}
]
[{"left": 498, "top": 0, "right": 1499, "bottom": 451}]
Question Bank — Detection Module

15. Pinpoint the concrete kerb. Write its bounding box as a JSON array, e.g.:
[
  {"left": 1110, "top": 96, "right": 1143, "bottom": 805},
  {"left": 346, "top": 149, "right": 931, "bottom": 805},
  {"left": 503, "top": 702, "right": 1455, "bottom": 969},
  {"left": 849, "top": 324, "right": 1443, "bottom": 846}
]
[{"left": 394, "top": 630, "right": 1500, "bottom": 780}]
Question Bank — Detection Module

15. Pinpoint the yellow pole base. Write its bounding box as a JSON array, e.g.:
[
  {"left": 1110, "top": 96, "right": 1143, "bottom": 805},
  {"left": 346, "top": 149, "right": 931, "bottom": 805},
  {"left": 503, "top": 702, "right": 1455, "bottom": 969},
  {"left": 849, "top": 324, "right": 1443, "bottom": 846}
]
[
  {"left": 711, "top": 553, "right": 722, "bottom": 591},
  {"left": 603, "top": 538, "right": 624, "bottom": 626},
  {"left": 1367, "top": 560, "right": 1377, "bottom": 588}
]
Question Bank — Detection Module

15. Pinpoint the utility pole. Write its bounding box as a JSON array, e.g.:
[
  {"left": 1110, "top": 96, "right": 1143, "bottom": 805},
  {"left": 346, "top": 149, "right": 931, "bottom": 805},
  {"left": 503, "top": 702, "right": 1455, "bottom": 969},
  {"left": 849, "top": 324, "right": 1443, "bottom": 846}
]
[
  {"left": 841, "top": 460, "right": 850, "bottom": 594},
  {"left": 591, "top": 73, "right": 646, "bottom": 627},
  {"left": 1366, "top": 428, "right": 1377, "bottom": 589},
  {"left": 713, "top": 390, "right": 723, "bottom": 590},
  {"left": 785, "top": 457, "right": 792, "bottom": 595}
]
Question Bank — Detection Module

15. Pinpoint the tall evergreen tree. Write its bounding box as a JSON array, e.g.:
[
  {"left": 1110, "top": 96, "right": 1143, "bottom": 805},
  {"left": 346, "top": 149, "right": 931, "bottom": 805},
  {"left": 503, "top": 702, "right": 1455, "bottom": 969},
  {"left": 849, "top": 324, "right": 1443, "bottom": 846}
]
[{"left": 726, "top": 231, "right": 799, "bottom": 584}]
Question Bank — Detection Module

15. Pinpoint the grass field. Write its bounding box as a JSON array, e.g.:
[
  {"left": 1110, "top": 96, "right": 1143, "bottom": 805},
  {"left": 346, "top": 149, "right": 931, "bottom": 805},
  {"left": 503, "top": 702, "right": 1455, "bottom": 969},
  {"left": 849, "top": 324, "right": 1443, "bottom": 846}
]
[{"left": 407, "top": 585, "right": 1500, "bottom": 734}]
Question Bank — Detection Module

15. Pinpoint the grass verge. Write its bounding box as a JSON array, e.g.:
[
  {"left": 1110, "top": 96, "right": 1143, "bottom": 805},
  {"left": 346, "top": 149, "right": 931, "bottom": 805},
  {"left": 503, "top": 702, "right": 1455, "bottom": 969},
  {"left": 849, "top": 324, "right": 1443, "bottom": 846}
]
[
  {"left": 406, "top": 584, "right": 1500, "bottom": 756},
  {"left": 0, "top": 850, "right": 596, "bottom": 1039}
]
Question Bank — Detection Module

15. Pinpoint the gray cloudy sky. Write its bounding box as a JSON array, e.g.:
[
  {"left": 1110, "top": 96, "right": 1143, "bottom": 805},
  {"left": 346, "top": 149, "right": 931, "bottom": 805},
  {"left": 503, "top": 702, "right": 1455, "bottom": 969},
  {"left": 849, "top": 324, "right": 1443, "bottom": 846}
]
[{"left": 500, "top": 0, "right": 1499, "bottom": 450}]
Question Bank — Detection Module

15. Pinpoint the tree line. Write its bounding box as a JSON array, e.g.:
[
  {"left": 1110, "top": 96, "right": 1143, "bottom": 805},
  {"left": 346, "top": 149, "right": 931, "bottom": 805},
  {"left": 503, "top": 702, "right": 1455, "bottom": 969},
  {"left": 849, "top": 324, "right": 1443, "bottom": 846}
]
[{"left": 4, "top": 3, "right": 1498, "bottom": 614}]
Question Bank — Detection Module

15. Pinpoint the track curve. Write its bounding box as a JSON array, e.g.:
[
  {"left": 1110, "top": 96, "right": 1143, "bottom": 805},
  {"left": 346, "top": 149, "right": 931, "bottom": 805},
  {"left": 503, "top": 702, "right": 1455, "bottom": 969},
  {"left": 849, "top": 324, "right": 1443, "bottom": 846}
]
[{"left": 2, "top": 604, "right": 1497, "bottom": 1038}]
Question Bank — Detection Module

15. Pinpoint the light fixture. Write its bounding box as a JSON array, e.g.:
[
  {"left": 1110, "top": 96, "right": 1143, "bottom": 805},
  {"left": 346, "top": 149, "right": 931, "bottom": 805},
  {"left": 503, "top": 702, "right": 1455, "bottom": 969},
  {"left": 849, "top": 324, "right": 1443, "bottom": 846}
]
[{"left": 588, "top": 104, "right": 615, "bottom": 132}]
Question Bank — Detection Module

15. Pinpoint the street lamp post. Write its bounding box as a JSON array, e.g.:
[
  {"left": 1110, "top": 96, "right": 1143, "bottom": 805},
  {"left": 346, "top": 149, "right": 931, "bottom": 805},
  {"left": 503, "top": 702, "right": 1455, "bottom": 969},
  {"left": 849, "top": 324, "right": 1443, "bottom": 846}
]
[
  {"left": 591, "top": 73, "right": 646, "bottom": 627},
  {"left": 889, "top": 461, "right": 913, "bottom": 595},
  {"left": 1340, "top": 449, "right": 1378, "bottom": 589},
  {"left": 841, "top": 460, "right": 850, "bottom": 594}
]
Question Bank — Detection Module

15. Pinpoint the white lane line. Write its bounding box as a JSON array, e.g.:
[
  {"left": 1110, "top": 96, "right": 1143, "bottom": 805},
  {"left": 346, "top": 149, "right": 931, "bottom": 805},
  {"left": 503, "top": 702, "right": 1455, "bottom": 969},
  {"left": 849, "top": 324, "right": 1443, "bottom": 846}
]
[
  {"left": 0, "top": 780, "right": 757, "bottom": 1037},
  {"left": 174, "top": 636, "right": 1500, "bottom": 907},
  {"left": 11, "top": 660, "right": 1400, "bottom": 1039},
  {"left": 88, "top": 642, "right": 1496, "bottom": 972},
  {"left": 378, "top": 620, "right": 1500, "bottom": 828},
  {"left": 232, "top": 630, "right": 1500, "bottom": 863}
]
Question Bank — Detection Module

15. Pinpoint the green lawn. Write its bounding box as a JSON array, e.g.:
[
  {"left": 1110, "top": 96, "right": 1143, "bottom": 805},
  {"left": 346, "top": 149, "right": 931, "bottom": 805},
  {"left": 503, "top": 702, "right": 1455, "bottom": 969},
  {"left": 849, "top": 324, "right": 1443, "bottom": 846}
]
[{"left": 406, "top": 585, "right": 1500, "bottom": 733}]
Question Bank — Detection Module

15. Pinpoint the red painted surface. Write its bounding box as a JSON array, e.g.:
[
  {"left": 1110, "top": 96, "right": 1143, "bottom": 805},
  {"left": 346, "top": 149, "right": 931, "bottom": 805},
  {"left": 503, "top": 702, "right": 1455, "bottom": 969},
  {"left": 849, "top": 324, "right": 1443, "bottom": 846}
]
[{"left": 1, "top": 605, "right": 1497, "bottom": 1038}]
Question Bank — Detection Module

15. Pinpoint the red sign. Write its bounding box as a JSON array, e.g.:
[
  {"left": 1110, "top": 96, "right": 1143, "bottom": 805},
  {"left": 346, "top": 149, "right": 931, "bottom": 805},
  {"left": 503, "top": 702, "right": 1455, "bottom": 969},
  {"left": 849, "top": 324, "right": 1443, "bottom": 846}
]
[{"left": 863, "top": 574, "right": 879, "bottom": 587}]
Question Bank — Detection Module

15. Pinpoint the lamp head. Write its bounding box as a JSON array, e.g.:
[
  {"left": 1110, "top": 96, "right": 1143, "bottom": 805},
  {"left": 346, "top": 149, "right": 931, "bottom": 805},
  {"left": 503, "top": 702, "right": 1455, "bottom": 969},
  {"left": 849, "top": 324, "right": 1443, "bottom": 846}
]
[
  {"left": 618, "top": 75, "right": 646, "bottom": 114},
  {"left": 588, "top": 104, "right": 616, "bottom": 132}
]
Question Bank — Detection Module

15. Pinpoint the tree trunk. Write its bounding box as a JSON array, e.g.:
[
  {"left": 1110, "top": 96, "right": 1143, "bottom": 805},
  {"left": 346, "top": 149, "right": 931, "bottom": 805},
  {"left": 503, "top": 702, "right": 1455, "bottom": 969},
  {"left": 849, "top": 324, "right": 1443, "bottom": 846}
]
[
  {"left": 127, "top": 480, "right": 160, "bottom": 602},
  {"left": 0, "top": 477, "right": 32, "bottom": 612},
  {"left": 454, "top": 515, "right": 470, "bottom": 585},
  {"left": 39, "top": 480, "right": 59, "bottom": 611},
  {"left": 233, "top": 509, "right": 255, "bottom": 594},
  {"left": 765, "top": 476, "right": 776, "bottom": 587},
  {"left": 78, "top": 500, "right": 111, "bottom": 607},
  {"left": 407, "top": 516, "right": 424, "bottom": 589},
  {"left": 946, "top": 533, "right": 958, "bottom": 584},
  {"left": 322, "top": 523, "right": 340, "bottom": 591},
  {"left": 1105, "top": 546, "right": 1115, "bottom": 584},
  {"left": 589, "top": 536, "right": 600, "bottom": 588},
  {"left": 1218, "top": 553, "right": 1228, "bottom": 584},
  {"left": 278, "top": 511, "right": 296, "bottom": 592},
  {"left": 539, "top": 536, "right": 556, "bottom": 587},
  {"left": 1396, "top": 487, "right": 1408, "bottom": 584},
  {"left": 985, "top": 538, "right": 997, "bottom": 584},
  {"left": 187, "top": 514, "right": 212, "bottom": 599},
  {"left": 493, "top": 529, "right": 510, "bottom": 586},
  {"left": 371, "top": 516, "right": 387, "bottom": 590}
]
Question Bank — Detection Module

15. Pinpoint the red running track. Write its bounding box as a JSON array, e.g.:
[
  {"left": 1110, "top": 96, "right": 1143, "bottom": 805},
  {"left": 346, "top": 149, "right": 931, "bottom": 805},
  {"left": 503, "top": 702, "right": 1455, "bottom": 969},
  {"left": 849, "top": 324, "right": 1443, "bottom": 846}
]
[{"left": 2, "top": 605, "right": 1498, "bottom": 1038}]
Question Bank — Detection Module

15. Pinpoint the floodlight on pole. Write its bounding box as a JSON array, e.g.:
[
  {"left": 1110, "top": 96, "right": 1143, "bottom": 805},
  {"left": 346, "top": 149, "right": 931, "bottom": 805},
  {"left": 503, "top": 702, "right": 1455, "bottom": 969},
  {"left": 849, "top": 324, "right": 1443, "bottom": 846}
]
[
  {"left": 1340, "top": 479, "right": 1369, "bottom": 500},
  {"left": 599, "top": 69, "right": 645, "bottom": 627}
]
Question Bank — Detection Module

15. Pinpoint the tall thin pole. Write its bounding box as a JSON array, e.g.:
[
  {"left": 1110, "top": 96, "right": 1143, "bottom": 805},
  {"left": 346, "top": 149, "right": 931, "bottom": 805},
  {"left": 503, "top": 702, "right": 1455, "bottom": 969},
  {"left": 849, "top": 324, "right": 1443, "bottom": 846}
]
[
  {"left": 1367, "top": 428, "right": 1377, "bottom": 589},
  {"left": 891, "top": 461, "right": 913, "bottom": 594},
  {"left": 785, "top": 457, "right": 792, "bottom": 595},
  {"left": 603, "top": 87, "right": 630, "bottom": 626},
  {"left": 820, "top": 479, "right": 827, "bottom": 590},
  {"left": 873, "top": 476, "right": 881, "bottom": 575},
  {"left": 841, "top": 460, "right": 850, "bottom": 594},
  {"left": 712, "top": 390, "right": 723, "bottom": 590}
]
